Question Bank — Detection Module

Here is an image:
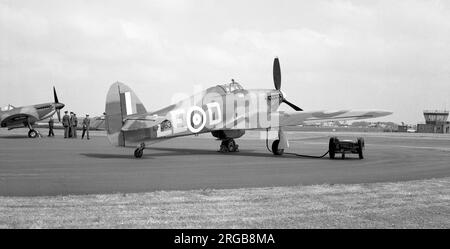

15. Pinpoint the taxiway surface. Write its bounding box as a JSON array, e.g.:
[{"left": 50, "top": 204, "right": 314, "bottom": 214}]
[{"left": 1, "top": 130, "right": 450, "bottom": 196}]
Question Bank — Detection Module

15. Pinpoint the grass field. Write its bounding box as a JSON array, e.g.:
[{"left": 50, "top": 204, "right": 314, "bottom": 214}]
[{"left": 1, "top": 177, "right": 449, "bottom": 228}]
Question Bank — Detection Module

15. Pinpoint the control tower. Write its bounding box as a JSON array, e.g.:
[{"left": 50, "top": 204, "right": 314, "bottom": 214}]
[{"left": 417, "top": 110, "right": 450, "bottom": 133}]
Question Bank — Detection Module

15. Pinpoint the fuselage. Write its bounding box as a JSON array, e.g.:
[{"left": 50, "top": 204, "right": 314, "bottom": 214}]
[
  {"left": 0, "top": 102, "right": 65, "bottom": 129},
  {"left": 120, "top": 83, "right": 284, "bottom": 146}
]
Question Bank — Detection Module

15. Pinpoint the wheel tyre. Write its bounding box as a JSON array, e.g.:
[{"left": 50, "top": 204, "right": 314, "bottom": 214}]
[
  {"left": 134, "top": 148, "right": 143, "bottom": 158},
  {"left": 227, "top": 140, "right": 236, "bottom": 152},
  {"left": 28, "top": 130, "right": 37, "bottom": 138},
  {"left": 219, "top": 145, "right": 227, "bottom": 153},
  {"left": 358, "top": 138, "right": 364, "bottom": 159},
  {"left": 329, "top": 137, "right": 336, "bottom": 159},
  {"left": 272, "top": 140, "right": 284, "bottom": 156},
  {"left": 329, "top": 151, "right": 335, "bottom": 159}
]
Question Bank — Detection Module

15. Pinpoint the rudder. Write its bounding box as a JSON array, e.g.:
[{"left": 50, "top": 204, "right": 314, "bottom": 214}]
[{"left": 104, "top": 82, "right": 147, "bottom": 146}]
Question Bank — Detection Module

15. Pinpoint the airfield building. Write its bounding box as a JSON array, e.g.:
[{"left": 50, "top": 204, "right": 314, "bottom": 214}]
[
  {"left": 397, "top": 125, "right": 408, "bottom": 132},
  {"left": 416, "top": 110, "right": 450, "bottom": 134}
]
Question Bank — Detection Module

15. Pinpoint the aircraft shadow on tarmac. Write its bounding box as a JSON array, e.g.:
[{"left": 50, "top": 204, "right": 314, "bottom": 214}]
[
  {"left": 80, "top": 147, "right": 338, "bottom": 160},
  {"left": 0, "top": 135, "right": 31, "bottom": 139}
]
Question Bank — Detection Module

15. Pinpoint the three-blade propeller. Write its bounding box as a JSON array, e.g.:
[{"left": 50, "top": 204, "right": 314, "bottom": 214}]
[
  {"left": 273, "top": 57, "right": 303, "bottom": 111},
  {"left": 53, "top": 86, "right": 65, "bottom": 122}
]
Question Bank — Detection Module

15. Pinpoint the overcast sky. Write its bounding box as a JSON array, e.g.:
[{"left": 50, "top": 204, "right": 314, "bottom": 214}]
[{"left": 1, "top": 0, "right": 449, "bottom": 123}]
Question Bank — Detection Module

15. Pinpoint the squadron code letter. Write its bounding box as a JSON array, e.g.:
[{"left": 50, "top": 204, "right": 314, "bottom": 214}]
[{"left": 174, "top": 233, "right": 208, "bottom": 247}]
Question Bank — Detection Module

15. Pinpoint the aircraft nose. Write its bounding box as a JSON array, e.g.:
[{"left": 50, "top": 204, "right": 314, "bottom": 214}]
[
  {"left": 55, "top": 103, "right": 65, "bottom": 110},
  {"left": 268, "top": 90, "right": 283, "bottom": 100}
]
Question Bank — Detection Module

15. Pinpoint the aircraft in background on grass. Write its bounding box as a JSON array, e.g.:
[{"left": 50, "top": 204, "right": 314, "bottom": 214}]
[
  {"left": 0, "top": 87, "right": 65, "bottom": 138},
  {"left": 104, "top": 58, "right": 392, "bottom": 158}
]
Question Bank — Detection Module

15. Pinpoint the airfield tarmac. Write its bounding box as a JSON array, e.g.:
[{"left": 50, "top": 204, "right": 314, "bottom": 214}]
[{"left": 1, "top": 129, "right": 450, "bottom": 196}]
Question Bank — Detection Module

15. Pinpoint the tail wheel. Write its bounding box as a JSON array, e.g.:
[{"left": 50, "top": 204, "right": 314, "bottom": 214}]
[
  {"left": 134, "top": 148, "right": 144, "bottom": 158},
  {"left": 28, "top": 129, "right": 38, "bottom": 138},
  {"left": 272, "top": 140, "right": 284, "bottom": 156}
]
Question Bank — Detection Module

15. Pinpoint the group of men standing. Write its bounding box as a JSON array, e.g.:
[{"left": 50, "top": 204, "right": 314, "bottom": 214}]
[{"left": 47, "top": 111, "right": 91, "bottom": 139}]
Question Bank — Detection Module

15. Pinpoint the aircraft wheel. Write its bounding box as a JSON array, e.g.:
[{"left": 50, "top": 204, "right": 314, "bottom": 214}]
[
  {"left": 219, "top": 140, "right": 228, "bottom": 152},
  {"left": 28, "top": 129, "right": 38, "bottom": 138},
  {"left": 227, "top": 139, "right": 237, "bottom": 152},
  {"left": 329, "top": 137, "right": 336, "bottom": 159},
  {"left": 358, "top": 138, "right": 364, "bottom": 159},
  {"left": 219, "top": 144, "right": 227, "bottom": 153},
  {"left": 134, "top": 148, "right": 144, "bottom": 158},
  {"left": 272, "top": 140, "right": 284, "bottom": 156}
]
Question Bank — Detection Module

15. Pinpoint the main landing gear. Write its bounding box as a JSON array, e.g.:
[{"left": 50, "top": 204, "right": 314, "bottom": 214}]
[
  {"left": 28, "top": 129, "right": 40, "bottom": 138},
  {"left": 134, "top": 143, "right": 145, "bottom": 158},
  {"left": 271, "top": 139, "right": 284, "bottom": 156},
  {"left": 268, "top": 129, "right": 287, "bottom": 156},
  {"left": 219, "top": 138, "right": 239, "bottom": 153},
  {"left": 26, "top": 123, "right": 40, "bottom": 138}
]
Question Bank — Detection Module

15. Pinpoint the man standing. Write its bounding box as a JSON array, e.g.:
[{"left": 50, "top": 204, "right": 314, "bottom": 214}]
[
  {"left": 72, "top": 113, "right": 78, "bottom": 138},
  {"left": 68, "top": 112, "right": 74, "bottom": 138},
  {"left": 81, "top": 114, "right": 90, "bottom": 140},
  {"left": 62, "top": 111, "right": 70, "bottom": 138},
  {"left": 48, "top": 115, "right": 54, "bottom": 137}
]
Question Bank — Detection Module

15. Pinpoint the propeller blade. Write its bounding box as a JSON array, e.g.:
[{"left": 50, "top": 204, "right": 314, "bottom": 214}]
[
  {"left": 57, "top": 109, "right": 61, "bottom": 122},
  {"left": 53, "top": 86, "right": 59, "bottom": 104},
  {"left": 283, "top": 99, "right": 303, "bottom": 111},
  {"left": 273, "top": 57, "right": 281, "bottom": 90},
  {"left": 272, "top": 57, "right": 303, "bottom": 111}
]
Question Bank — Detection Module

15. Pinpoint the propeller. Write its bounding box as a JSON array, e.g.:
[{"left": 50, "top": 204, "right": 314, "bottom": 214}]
[
  {"left": 272, "top": 58, "right": 301, "bottom": 151},
  {"left": 53, "top": 86, "right": 64, "bottom": 122},
  {"left": 273, "top": 57, "right": 303, "bottom": 111},
  {"left": 273, "top": 58, "right": 281, "bottom": 90},
  {"left": 53, "top": 86, "right": 59, "bottom": 104}
]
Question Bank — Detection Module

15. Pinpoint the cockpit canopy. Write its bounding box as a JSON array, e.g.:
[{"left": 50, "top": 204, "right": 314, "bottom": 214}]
[
  {"left": 0, "top": 104, "right": 15, "bottom": 111},
  {"left": 217, "top": 80, "right": 244, "bottom": 94}
]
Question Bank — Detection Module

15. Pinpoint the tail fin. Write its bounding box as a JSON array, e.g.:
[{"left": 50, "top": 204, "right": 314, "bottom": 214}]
[{"left": 104, "top": 82, "right": 147, "bottom": 146}]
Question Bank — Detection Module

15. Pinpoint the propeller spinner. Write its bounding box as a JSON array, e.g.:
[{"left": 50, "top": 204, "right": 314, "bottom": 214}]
[{"left": 273, "top": 58, "right": 303, "bottom": 111}]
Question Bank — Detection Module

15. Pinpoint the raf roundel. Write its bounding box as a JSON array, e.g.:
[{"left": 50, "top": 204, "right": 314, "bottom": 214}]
[
  {"left": 187, "top": 106, "right": 207, "bottom": 133},
  {"left": 192, "top": 113, "right": 202, "bottom": 126}
]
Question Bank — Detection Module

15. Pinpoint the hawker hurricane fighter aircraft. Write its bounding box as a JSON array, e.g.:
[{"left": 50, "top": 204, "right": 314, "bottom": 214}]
[
  {"left": 104, "top": 58, "right": 392, "bottom": 158},
  {"left": 0, "top": 87, "right": 65, "bottom": 138}
]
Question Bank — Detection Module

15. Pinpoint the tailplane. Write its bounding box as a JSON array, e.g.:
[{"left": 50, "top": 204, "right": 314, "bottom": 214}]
[{"left": 104, "top": 82, "right": 147, "bottom": 146}]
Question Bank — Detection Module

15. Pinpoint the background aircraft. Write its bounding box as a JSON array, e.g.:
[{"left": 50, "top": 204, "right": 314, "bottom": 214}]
[
  {"left": 104, "top": 58, "right": 392, "bottom": 158},
  {"left": 0, "top": 87, "right": 65, "bottom": 138},
  {"left": 35, "top": 115, "right": 106, "bottom": 131}
]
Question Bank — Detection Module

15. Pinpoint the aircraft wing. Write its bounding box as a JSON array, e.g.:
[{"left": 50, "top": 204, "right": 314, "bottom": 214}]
[
  {"left": 0, "top": 113, "right": 38, "bottom": 129},
  {"left": 278, "top": 109, "right": 392, "bottom": 127},
  {"left": 121, "top": 115, "right": 167, "bottom": 131}
]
